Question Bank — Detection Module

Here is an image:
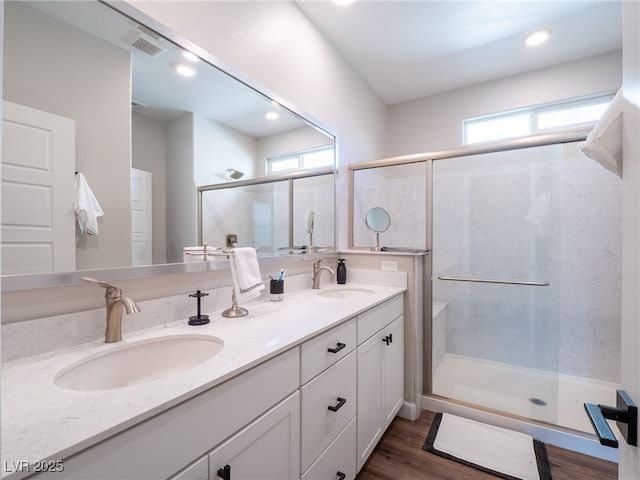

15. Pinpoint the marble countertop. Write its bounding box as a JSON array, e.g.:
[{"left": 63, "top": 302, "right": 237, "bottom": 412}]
[{"left": 1, "top": 283, "right": 405, "bottom": 479}]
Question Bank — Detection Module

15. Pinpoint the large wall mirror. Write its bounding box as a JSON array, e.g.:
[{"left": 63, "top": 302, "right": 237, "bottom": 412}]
[{"left": 2, "top": 0, "right": 336, "bottom": 286}]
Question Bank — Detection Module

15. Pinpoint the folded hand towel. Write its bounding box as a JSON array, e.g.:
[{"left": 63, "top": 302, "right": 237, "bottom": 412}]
[
  {"left": 578, "top": 88, "right": 626, "bottom": 178},
  {"left": 229, "top": 247, "right": 265, "bottom": 302},
  {"left": 75, "top": 173, "right": 104, "bottom": 236}
]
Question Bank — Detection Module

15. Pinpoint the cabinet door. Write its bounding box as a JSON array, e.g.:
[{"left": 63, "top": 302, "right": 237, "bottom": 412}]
[
  {"left": 208, "top": 392, "right": 300, "bottom": 480},
  {"left": 356, "top": 333, "right": 383, "bottom": 472},
  {"left": 383, "top": 316, "right": 404, "bottom": 429}
]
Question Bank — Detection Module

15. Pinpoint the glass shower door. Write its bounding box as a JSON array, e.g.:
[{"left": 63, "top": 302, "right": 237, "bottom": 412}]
[{"left": 431, "top": 144, "right": 562, "bottom": 424}]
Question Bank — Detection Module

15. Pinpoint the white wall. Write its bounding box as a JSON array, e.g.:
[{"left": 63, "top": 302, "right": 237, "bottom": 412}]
[
  {"left": 387, "top": 51, "right": 622, "bottom": 156},
  {"left": 166, "top": 114, "right": 196, "bottom": 263},
  {"left": 194, "top": 115, "right": 258, "bottom": 185},
  {"left": 4, "top": 2, "right": 132, "bottom": 268}
]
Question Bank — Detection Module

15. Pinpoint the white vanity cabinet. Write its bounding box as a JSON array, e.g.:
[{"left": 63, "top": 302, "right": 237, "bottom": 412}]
[
  {"left": 17, "top": 289, "right": 405, "bottom": 480},
  {"left": 28, "top": 348, "right": 300, "bottom": 480},
  {"left": 356, "top": 294, "right": 404, "bottom": 472},
  {"left": 300, "top": 318, "right": 357, "bottom": 480}
]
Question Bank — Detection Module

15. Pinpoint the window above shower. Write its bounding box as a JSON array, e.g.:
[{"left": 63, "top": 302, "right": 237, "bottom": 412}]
[{"left": 463, "top": 93, "right": 615, "bottom": 145}]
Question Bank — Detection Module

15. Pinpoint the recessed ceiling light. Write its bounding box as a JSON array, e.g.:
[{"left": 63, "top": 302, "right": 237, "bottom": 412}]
[
  {"left": 525, "top": 29, "right": 551, "bottom": 47},
  {"left": 182, "top": 51, "right": 199, "bottom": 63},
  {"left": 266, "top": 111, "right": 279, "bottom": 120},
  {"left": 174, "top": 64, "right": 197, "bottom": 77}
]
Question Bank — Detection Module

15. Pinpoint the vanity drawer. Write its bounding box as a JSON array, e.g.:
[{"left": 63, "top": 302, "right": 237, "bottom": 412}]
[
  {"left": 301, "top": 351, "right": 357, "bottom": 472},
  {"left": 357, "top": 294, "right": 403, "bottom": 345},
  {"left": 301, "top": 317, "right": 356, "bottom": 384},
  {"left": 302, "top": 417, "right": 356, "bottom": 480}
]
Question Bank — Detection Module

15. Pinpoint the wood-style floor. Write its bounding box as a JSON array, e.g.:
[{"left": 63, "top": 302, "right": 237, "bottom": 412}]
[{"left": 356, "top": 410, "right": 617, "bottom": 480}]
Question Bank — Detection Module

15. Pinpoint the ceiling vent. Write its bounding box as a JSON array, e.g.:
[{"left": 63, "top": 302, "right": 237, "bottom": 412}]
[{"left": 125, "top": 29, "right": 167, "bottom": 58}]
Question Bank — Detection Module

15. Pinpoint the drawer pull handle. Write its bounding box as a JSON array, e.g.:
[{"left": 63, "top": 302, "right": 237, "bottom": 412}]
[
  {"left": 383, "top": 335, "right": 392, "bottom": 345},
  {"left": 328, "top": 342, "right": 346, "bottom": 354},
  {"left": 217, "top": 464, "right": 231, "bottom": 480},
  {"left": 328, "top": 397, "right": 347, "bottom": 412},
  {"left": 337, "top": 471, "right": 346, "bottom": 480}
]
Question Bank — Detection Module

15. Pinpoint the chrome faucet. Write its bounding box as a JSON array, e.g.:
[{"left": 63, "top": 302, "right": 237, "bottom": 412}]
[
  {"left": 83, "top": 277, "right": 141, "bottom": 343},
  {"left": 312, "top": 260, "right": 335, "bottom": 289}
]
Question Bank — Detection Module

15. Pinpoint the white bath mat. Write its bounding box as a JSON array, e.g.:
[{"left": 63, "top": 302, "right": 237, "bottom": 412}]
[{"left": 423, "top": 413, "right": 552, "bottom": 480}]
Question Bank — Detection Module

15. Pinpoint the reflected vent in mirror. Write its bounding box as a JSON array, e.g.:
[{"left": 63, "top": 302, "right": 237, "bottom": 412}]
[{"left": 125, "top": 30, "right": 167, "bottom": 57}]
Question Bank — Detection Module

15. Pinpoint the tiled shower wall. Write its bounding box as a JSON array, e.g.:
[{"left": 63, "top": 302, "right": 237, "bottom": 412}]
[{"left": 431, "top": 142, "right": 622, "bottom": 382}]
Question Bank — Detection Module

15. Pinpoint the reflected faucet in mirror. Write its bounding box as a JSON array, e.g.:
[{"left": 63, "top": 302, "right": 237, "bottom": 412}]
[
  {"left": 83, "top": 277, "right": 140, "bottom": 343},
  {"left": 307, "top": 211, "right": 315, "bottom": 246}
]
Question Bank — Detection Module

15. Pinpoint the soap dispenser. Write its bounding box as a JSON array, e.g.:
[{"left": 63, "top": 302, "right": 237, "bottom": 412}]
[{"left": 337, "top": 258, "right": 347, "bottom": 284}]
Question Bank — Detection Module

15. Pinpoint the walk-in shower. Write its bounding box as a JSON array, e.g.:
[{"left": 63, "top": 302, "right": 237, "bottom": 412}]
[
  {"left": 430, "top": 138, "right": 622, "bottom": 437},
  {"left": 349, "top": 132, "right": 623, "bottom": 458}
]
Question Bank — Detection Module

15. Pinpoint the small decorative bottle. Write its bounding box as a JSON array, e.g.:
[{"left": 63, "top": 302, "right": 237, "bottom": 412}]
[{"left": 337, "top": 258, "right": 347, "bottom": 284}]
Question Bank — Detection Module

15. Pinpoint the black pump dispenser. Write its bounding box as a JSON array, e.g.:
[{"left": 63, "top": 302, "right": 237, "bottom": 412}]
[{"left": 337, "top": 259, "right": 347, "bottom": 284}]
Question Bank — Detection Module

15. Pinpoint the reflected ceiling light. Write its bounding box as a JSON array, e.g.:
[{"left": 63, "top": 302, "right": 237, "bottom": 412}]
[
  {"left": 333, "top": 0, "right": 354, "bottom": 5},
  {"left": 174, "top": 63, "right": 197, "bottom": 77},
  {"left": 182, "top": 51, "right": 199, "bottom": 63},
  {"left": 266, "top": 111, "right": 279, "bottom": 120},
  {"left": 525, "top": 29, "right": 551, "bottom": 47}
]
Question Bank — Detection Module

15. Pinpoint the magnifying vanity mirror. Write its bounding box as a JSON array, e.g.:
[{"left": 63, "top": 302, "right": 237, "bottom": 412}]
[
  {"left": 365, "top": 207, "right": 391, "bottom": 251},
  {"left": 1, "top": 0, "right": 336, "bottom": 289}
]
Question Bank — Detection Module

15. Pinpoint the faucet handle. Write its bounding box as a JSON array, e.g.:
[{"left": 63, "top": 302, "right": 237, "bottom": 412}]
[
  {"left": 82, "top": 276, "right": 117, "bottom": 289},
  {"left": 82, "top": 277, "right": 121, "bottom": 297}
]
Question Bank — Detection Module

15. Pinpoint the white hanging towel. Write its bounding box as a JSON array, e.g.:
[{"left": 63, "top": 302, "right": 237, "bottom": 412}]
[
  {"left": 229, "top": 247, "right": 265, "bottom": 302},
  {"left": 75, "top": 173, "right": 104, "bottom": 236},
  {"left": 578, "top": 88, "right": 626, "bottom": 178}
]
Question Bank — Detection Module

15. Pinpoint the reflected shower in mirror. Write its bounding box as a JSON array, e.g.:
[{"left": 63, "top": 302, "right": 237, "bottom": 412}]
[
  {"left": 352, "top": 162, "right": 427, "bottom": 250},
  {"left": 2, "top": 0, "right": 335, "bottom": 280},
  {"left": 199, "top": 171, "right": 334, "bottom": 256}
]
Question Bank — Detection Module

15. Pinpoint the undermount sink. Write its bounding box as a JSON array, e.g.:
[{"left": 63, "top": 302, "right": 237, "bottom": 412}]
[
  {"left": 54, "top": 334, "right": 224, "bottom": 391},
  {"left": 317, "top": 287, "right": 375, "bottom": 299}
]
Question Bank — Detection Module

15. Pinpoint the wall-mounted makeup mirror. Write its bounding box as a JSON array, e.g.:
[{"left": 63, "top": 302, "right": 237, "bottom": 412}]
[
  {"left": 365, "top": 207, "right": 391, "bottom": 251},
  {"left": 1, "top": 0, "right": 335, "bottom": 287}
]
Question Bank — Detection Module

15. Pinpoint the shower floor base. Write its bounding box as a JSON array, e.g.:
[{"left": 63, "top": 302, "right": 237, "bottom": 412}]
[{"left": 433, "top": 353, "right": 619, "bottom": 433}]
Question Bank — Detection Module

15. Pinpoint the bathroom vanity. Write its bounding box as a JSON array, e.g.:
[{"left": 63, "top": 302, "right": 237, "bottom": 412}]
[{"left": 1, "top": 284, "right": 405, "bottom": 480}]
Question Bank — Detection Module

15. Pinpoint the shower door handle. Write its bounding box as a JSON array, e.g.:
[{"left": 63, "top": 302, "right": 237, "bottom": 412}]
[{"left": 584, "top": 390, "right": 637, "bottom": 448}]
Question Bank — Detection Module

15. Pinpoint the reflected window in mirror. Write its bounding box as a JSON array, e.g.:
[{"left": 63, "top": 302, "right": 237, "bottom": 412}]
[
  {"left": 352, "top": 162, "right": 427, "bottom": 250},
  {"left": 268, "top": 145, "right": 334, "bottom": 174}
]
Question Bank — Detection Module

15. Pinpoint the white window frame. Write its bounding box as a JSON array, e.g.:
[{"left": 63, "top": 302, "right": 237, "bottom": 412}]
[
  {"left": 463, "top": 93, "right": 615, "bottom": 145},
  {"left": 267, "top": 145, "right": 334, "bottom": 174}
]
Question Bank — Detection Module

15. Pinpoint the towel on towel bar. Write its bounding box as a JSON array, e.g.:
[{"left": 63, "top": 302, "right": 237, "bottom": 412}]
[
  {"left": 229, "top": 247, "right": 265, "bottom": 302},
  {"left": 578, "top": 88, "right": 626, "bottom": 178},
  {"left": 75, "top": 173, "right": 104, "bottom": 236}
]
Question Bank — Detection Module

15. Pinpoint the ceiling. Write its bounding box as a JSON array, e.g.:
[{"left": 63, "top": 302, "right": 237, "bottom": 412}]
[{"left": 296, "top": 1, "right": 623, "bottom": 105}]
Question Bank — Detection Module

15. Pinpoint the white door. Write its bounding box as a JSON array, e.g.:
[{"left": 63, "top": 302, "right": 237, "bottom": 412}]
[
  {"left": 619, "top": 2, "right": 640, "bottom": 478},
  {"left": 1, "top": 101, "right": 75, "bottom": 274},
  {"left": 130, "top": 168, "right": 152, "bottom": 266}
]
